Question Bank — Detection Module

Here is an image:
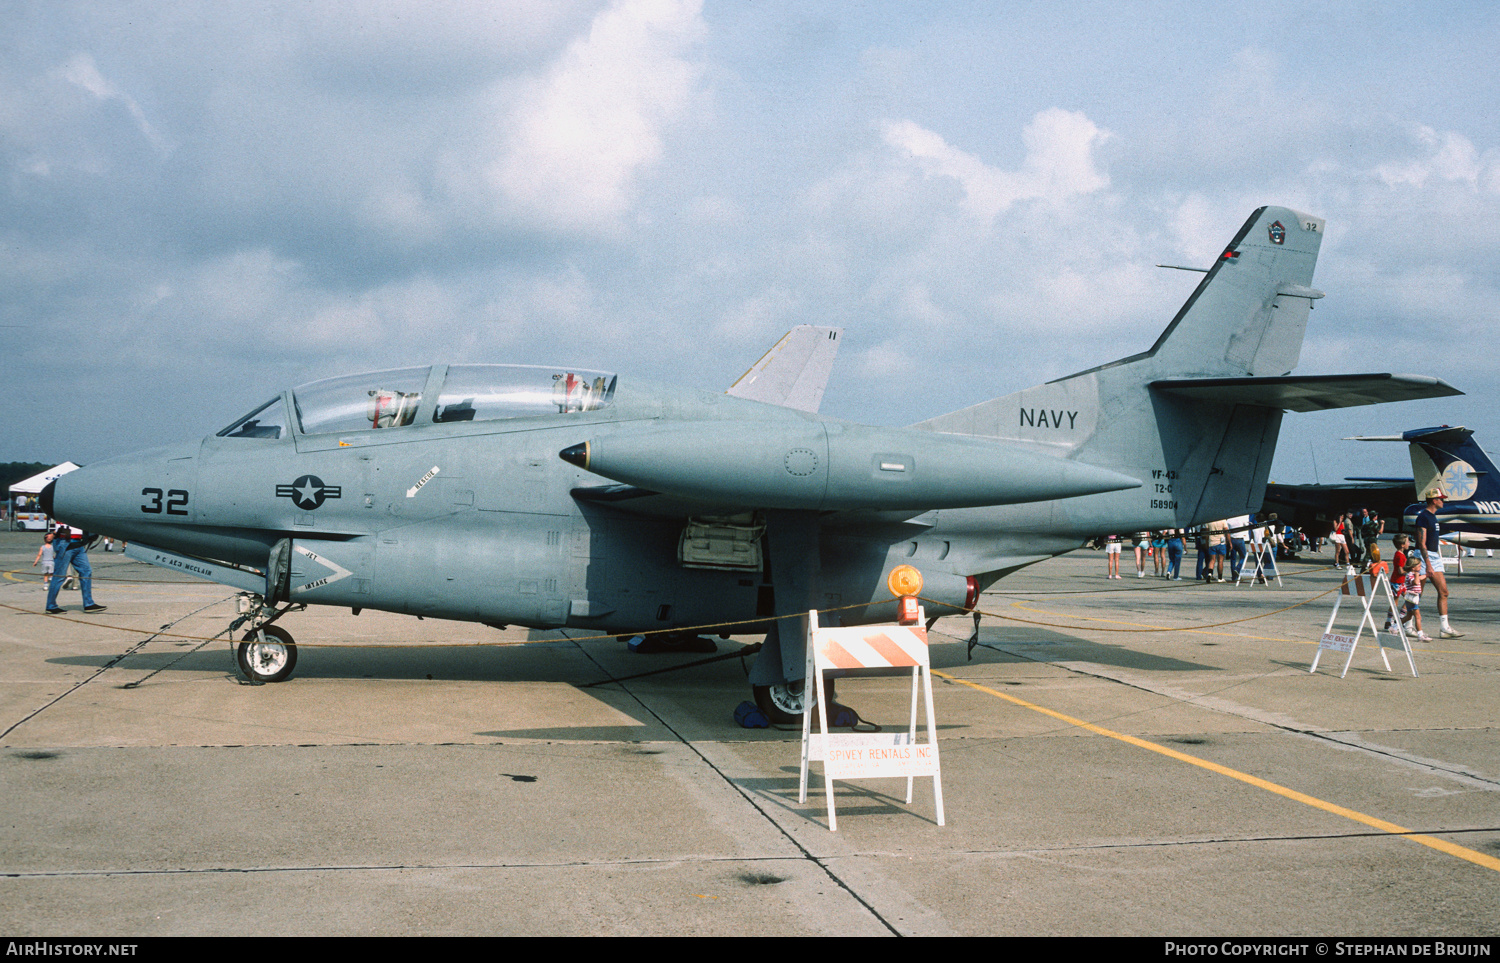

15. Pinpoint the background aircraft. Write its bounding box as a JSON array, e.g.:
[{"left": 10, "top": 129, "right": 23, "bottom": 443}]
[
  {"left": 1260, "top": 426, "right": 1500, "bottom": 553},
  {"left": 45, "top": 206, "right": 1460, "bottom": 718},
  {"left": 1258, "top": 479, "right": 1413, "bottom": 541},
  {"left": 1353, "top": 426, "right": 1500, "bottom": 550}
]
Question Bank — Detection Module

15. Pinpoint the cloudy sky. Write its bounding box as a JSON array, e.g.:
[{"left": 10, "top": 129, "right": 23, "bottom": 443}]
[{"left": 6, "top": 1, "right": 1499, "bottom": 484}]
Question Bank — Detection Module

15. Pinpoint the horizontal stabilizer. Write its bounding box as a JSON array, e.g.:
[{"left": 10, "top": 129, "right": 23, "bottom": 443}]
[
  {"left": 1151, "top": 373, "right": 1462, "bottom": 412},
  {"left": 1403, "top": 425, "right": 1474, "bottom": 446},
  {"left": 1349, "top": 426, "right": 1475, "bottom": 445}
]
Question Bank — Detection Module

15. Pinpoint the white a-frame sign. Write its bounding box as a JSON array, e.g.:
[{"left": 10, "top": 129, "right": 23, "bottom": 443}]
[
  {"left": 1310, "top": 566, "right": 1417, "bottom": 678},
  {"left": 799, "top": 608, "right": 945, "bottom": 831},
  {"left": 1236, "top": 534, "right": 1283, "bottom": 586}
]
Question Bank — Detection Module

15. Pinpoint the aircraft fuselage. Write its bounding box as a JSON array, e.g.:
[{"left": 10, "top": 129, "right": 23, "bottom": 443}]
[{"left": 51, "top": 374, "right": 999, "bottom": 635}]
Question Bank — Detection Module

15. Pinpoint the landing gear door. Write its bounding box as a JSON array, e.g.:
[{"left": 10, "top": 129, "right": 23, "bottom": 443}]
[{"left": 266, "top": 538, "right": 291, "bottom": 605}]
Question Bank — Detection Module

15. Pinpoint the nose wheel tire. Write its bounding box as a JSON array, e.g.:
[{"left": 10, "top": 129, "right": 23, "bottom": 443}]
[{"left": 237, "top": 625, "right": 298, "bottom": 683}]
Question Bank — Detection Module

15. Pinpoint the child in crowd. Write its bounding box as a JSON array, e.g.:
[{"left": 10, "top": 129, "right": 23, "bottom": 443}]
[
  {"left": 1385, "top": 536, "right": 1410, "bottom": 634},
  {"left": 1400, "top": 554, "right": 1431, "bottom": 642},
  {"left": 32, "top": 533, "right": 55, "bottom": 582}
]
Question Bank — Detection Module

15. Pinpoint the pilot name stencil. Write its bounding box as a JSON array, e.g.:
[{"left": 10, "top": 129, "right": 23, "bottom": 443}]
[{"left": 1019, "top": 408, "right": 1078, "bottom": 430}]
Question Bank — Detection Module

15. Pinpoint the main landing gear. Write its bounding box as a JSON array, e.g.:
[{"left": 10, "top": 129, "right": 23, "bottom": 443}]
[
  {"left": 753, "top": 681, "right": 806, "bottom": 723},
  {"left": 753, "top": 678, "right": 855, "bottom": 726}
]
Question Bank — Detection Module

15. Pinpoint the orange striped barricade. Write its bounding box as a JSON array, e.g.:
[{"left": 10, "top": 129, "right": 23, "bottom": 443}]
[
  {"left": 1310, "top": 567, "right": 1416, "bottom": 678},
  {"left": 798, "top": 607, "right": 944, "bottom": 831}
]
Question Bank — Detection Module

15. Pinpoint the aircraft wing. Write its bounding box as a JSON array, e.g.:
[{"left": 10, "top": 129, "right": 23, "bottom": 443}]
[
  {"left": 1150, "top": 373, "right": 1461, "bottom": 412},
  {"left": 726, "top": 326, "right": 842, "bottom": 413}
]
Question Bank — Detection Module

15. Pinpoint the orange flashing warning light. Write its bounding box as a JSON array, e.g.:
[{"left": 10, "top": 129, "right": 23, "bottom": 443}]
[{"left": 887, "top": 564, "right": 924, "bottom": 599}]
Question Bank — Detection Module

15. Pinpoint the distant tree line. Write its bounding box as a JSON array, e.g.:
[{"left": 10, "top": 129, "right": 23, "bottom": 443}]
[{"left": 1, "top": 462, "right": 56, "bottom": 493}]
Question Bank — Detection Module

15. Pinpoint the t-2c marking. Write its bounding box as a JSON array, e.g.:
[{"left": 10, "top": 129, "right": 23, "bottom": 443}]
[{"left": 1150, "top": 468, "right": 1180, "bottom": 510}]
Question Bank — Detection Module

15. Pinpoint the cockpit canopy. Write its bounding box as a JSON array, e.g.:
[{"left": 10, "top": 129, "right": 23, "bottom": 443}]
[
  {"left": 433, "top": 365, "right": 616, "bottom": 424},
  {"left": 217, "top": 364, "right": 618, "bottom": 439}
]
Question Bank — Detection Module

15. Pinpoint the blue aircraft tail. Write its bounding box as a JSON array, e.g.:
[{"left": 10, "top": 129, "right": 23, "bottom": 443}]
[{"left": 1406, "top": 426, "right": 1500, "bottom": 506}]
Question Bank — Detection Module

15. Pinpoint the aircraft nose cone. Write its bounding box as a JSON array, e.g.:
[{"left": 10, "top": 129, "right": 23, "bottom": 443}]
[
  {"left": 39, "top": 480, "right": 55, "bottom": 518},
  {"left": 559, "top": 442, "right": 590, "bottom": 470},
  {"left": 48, "top": 441, "right": 200, "bottom": 533}
]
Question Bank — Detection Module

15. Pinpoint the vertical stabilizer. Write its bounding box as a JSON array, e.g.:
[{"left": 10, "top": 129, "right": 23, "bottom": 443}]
[
  {"left": 915, "top": 207, "right": 1327, "bottom": 533},
  {"left": 1150, "top": 206, "right": 1325, "bottom": 377},
  {"left": 727, "top": 326, "right": 843, "bottom": 413},
  {"left": 1405, "top": 427, "right": 1495, "bottom": 502}
]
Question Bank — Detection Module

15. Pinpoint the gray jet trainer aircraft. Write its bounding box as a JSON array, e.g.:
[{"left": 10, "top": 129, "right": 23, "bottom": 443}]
[{"left": 44, "top": 206, "right": 1460, "bottom": 717}]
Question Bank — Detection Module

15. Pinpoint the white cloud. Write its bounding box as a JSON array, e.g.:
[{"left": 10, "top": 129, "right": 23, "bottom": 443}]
[
  {"left": 880, "top": 108, "right": 1111, "bottom": 222},
  {"left": 356, "top": 175, "right": 444, "bottom": 244},
  {"left": 855, "top": 341, "right": 913, "bottom": 380},
  {"left": 469, "top": 0, "right": 707, "bottom": 234},
  {"left": 57, "top": 52, "right": 171, "bottom": 156},
  {"left": 712, "top": 287, "right": 801, "bottom": 345},
  {"left": 1374, "top": 126, "right": 1500, "bottom": 192}
]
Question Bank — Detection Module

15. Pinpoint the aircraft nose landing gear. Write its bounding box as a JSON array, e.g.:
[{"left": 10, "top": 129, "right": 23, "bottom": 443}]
[
  {"left": 232, "top": 593, "right": 303, "bottom": 684},
  {"left": 237, "top": 624, "right": 298, "bottom": 683}
]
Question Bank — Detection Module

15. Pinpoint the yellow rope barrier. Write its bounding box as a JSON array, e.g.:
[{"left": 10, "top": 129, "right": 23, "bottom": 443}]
[
  {"left": 4, "top": 574, "right": 1349, "bottom": 648},
  {"left": 926, "top": 582, "right": 1348, "bottom": 634}
]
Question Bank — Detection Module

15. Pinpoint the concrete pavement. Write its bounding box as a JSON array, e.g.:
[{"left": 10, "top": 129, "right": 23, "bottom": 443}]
[{"left": 3, "top": 533, "right": 1496, "bottom": 935}]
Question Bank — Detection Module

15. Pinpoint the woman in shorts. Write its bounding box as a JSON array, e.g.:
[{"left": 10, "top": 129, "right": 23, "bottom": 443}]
[
  {"left": 1330, "top": 516, "right": 1348, "bottom": 568},
  {"left": 1133, "top": 531, "right": 1151, "bottom": 578},
  {"left": 1104, "top": 534, "right": 1122, "bottom": 579}
]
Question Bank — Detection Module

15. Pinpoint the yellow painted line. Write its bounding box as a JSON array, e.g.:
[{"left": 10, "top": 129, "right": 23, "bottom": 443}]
[
  {"left": 1002, "top": 598, "right": 1495, "bottom": 654},
  {"left": 1011, "top": 598, "right": 1265, "bottom": 635},
  {"left": 933, "top": 669, "right": 1500, "bottom": 874},
  {"left": 1011, "top": 600, "right": 1310, "bottom": 645}
]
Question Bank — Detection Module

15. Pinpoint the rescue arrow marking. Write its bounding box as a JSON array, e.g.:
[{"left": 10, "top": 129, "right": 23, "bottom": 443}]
[{"left": 406, "top": 466, "right": 440, "bottom": 498}]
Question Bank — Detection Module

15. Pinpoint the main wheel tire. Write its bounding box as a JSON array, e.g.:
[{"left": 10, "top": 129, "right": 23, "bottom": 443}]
[
  {"left": 237, "top": 625, "right": 298, "bottom": 683},
  {"left": 753, "top": 679, "right": 847, "bottom": 725},
  {"left": 753, "top": 682, "right": 806, "bottom": 723}
]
